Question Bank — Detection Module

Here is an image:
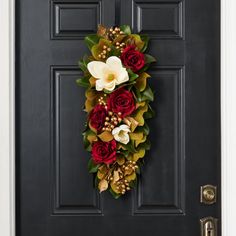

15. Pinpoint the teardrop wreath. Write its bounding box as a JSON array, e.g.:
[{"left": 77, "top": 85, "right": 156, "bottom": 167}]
[{"left": 76, "top": 25, "right": 156, "bottom": 199}]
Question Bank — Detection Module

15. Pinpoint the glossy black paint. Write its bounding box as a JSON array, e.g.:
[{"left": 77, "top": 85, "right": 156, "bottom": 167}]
[{"left": 16, "top": 0, "right": 221, "bottom": 235}]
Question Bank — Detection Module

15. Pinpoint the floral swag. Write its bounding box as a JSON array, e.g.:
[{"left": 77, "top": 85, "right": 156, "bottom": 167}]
[{"left": 76, "top": 25, "right": 156, "bottom": 198}]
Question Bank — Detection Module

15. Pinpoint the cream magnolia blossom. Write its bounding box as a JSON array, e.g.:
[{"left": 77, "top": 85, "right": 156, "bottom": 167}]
[
  {"left": 87, "top": 56, "right": 129, "bottom": 91},
  {"left": 112, "top": 124, "right": 131, "bottom": 144}
]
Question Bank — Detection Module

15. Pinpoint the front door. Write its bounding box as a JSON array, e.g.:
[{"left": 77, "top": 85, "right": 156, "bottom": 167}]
[{"left": 16, "top": 0, "right": 221, "bottom": 235}]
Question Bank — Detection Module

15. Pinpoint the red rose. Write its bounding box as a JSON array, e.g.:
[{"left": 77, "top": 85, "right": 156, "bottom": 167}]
[
  {"left": 121, "top": 46, "right": 145, "bottom": 72},
  {"left": 92, "top": 140, "right": 117, "bottom": 164},
  {"left": 89, "top": 105, "right": 107, "bottom": 132},
  {"left": 107, "top": 88, "right": 135, "bottom": 118}
]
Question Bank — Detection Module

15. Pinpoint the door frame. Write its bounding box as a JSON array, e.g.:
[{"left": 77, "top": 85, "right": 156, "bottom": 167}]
[{"left": 0, "top": 0, "right": 235, "bottom": 235}]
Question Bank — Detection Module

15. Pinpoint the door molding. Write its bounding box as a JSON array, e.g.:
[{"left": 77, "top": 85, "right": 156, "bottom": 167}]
[
  {"left": 0, "top": 0, "right": 15, "bottom": 235},
  {"left": 0, "top": 0, "right": 235, "bottom": 235},
  {"left": 221, "top": 0, "right": 236, "bottom": 235}
]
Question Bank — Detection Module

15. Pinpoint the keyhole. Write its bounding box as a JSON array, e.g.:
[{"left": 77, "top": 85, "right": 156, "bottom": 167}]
[{"left": 207, "top": 230, "right": 211, "bottom": 236}]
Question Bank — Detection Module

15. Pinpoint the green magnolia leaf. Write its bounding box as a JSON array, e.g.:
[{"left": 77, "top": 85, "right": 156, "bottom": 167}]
[
  {"left": 78, "top": 55, "right": 91, "bottom": 73},
  {"left": 134, "top": 85, "right": 154, "bottom": 102},
  {"left": 138, "top": 64, "right": 150, "bottom": 73},
  {"left": 109, "top": 188, "right": 121, "bottom": 199},
  {"left": 145, "top": 54, "right": 156, "bottom": 64},
  {"left": 88, "top": 158, "right": 100, "bottom": 173},
  {"left": 111, "top": 46, "right": 122, "bottom": 57},
  {"left": 120, "top": 25, "right": 131, "bottom": 35},
  {"left": 135, "top": 165, "right": 141, "bottom": 175},
  {"left": 83, "top": 54, "right": 90, "bottom": 64},
  {"left": 142, "top": 85, "right": 154, "bottom": 102},
  {"left": 133, "top": 88, "right": 142, "bottom": 102},
  {"left": 143, "top": 104, "right": 155, "bottom": 119},
  {"left": 76, "top": 76, "right": 90, "bottom": 88},
  {"left": 121, "top": 141, "right": 137, "bottom": 153},
  {"left": 121, "top": 81, "right": 137, "bottom": 90},
  {"left": 135, "top": 122, "right": 150, "bottom": 135},
  {"left": 118, "top": 149, "right": 130, "bottom": 158},
  {"left": 94, "top": 175, "right": 99, "bottom": 188},
  {"left": 85, "top": 34, "right": 101, "bottom": 50},
  {"left": 129, "top": 178, "right": 137, "bottom": 188},
  {"left": 134, "top": 72, "right": 150, "bottom": 92},
  {"left": 127, "top": 68, "right": 139, "bottom": 81},
  {"left": 138, "top": 139, "right": 151, "bottom": 151},
  {"left": 103, "top": 89, "right": 113, "bottom": 94},
  {"left": 83, "top": 129, "right": 96, "bottom": 151},
  {"left": 78, "top": 60, "right": 87, "bottom": 72},
  {"left": 140, "top": 35, "right": 149, "bottom": 52},
  {"left": 83, "top": 134, "right": 91, "bottom": 151}
]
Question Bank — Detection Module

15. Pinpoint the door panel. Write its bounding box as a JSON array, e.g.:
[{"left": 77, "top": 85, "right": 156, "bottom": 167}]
[
  {"left": 16, "top": 0, "right": 221, "bottom": 235},
  {"left": 51, "top": 67, "right": 102, "bottom": 215}
]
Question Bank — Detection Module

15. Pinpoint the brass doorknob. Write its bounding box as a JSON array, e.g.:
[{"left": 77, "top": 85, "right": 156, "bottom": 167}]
[
  {"left": 203, "top": 188, "right": 215, "bottom": 201},
  {"left": 200, "top": 185, "right": 217, "bottom": 204}
]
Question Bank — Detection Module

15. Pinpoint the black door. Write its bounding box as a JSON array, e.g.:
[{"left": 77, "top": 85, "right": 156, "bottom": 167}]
[{"left": 16, "top": 0, "right": 221, "bottom": 235}]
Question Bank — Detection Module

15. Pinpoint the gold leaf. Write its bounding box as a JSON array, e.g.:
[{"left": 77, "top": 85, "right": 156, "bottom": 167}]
[
  {"left": 117, "top": 143, "right": 126, "bottom": 150},
  {"left": 98, "top": 164, "right": 108, "bottom": 174},
  {"left": 87, "top": 133, "right": 97, "bottom": 143},
  {"left": 97, "top": 165, "right": 108, "bottom": 179},
  {"left": 89, "top": 122, "right": 97, "bottom": 134},
  {"left": 110, "top": 181, "right": 120, "bottom": 194},
  {"left": 124, "top": 117, "right": 139, "bottom": 132},
  {"left": 125, "top": 34, "right": 145, "bottom": 51},
  {"left": 126, "top": 153, "right": 133, "bottom": 161},
  {"left": 125, "top": 172, "right": 136, "bottom": 182},
  {"left": 135, "top": 135, "right": 147, "bottom": 147},
  {"left": 85, "top": 100, "right": 93, "bottom": 113},
  {"left": 113, "top": 34, "right": 127, "bottom": 44},
  {"left": 129, "top": 132, "right": 147, "bottom": 147},
  {"left": 136, "top": 101, "right": 146, "bottom": 109},
  {"left": 91, "top": 39, "right": 112, "bottom": 61},
  {"left": 129, "top": 132, "right": 143, "bottom": 141},
  {"left": 135, "top": 72, "right": 150, "bottom": 92},
  {"left": 97, "top": 170, "right": 105, "bottom": 180},
  {"left": 98, "top": 179, "right": 108, "bottom": 193},
  {"left": 98, "top": 131, "right": 114, "bottom": 142},
  {"left": 124, "top": 168, "right": 133, "bottom": 176},
  {"left": 113, "top": 170, "right": 120, "bottom": 182},
  {"left": 133, "top": 148, "right": 145, "bottom": 161},
  {"left": 132, "top": 104, "right": 148, "bottom": 126},
  {"left": 89, "top": 77, "right": 96, "bottom": 87},
  {"left": 85, "top": 89, "right": 100, "bottom": 112},
  {"left": 116, "top": 155, "right": 125, "bottom": 165},
  {"left": 97, "top": 24, "right": 107, "bottom": 37}
]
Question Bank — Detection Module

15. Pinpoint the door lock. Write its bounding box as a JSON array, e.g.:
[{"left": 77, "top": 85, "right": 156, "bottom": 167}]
[
  {"left": 200, "top": 217, "right": 217, "bottom": 236},
  {"left": 200, "top": 185, "right": 217, "bottom": 204}
]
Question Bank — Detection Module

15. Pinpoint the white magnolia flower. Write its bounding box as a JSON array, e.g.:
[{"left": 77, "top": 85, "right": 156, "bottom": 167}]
[
  {"left": 112, "top": 124, "right": 131, "bottom": 144},
  {"left": 87, "top": 56, "right": 129, "bottom": 91}
]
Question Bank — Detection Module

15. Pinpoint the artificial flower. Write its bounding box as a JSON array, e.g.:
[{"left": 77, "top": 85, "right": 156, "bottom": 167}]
[
  {"left": 91, "top": 140, "right": 117, "bottom": 164},
  {"left": 112, "top": 124, "right": 131, "bottom": 144},
  {"left": 121, "top": 45, "right": 145, "bottom": 72},
  {"left": 87, "top": 56, "right": 129, "bottom": 91},
  {"left": 89, "top": 104, "right": 108, "bottom": 132},
  {"left": 107, "top": 87, "right": 136, "bottom": 118}
]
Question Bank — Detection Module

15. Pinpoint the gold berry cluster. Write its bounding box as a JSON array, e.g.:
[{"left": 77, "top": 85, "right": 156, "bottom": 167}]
[
  {"left": 98, "top": 45, "right": 111, "bottom": 59},
  {"left": 102, "top": 111, "right": 122, "bottom": 132},
  {"left": 115, "top": 178, "right": 130, "bottom": 195},
  {"left": 98, "top": 94, "right": 123, "bottom": 132},
  {"left": 122, "top": 160, "right": 139, "bottom": 173},
  {"left": 114, "top": 161, "right": 138, "bottom": 194},
  {"left": 107, "top": 27, "right": 124, "bottom": 41},
  {"left": 98, "top": 94, "right": 107, "bottom": 106},
  {"left": 115, "top": 42, "right": 126, "bottom": 53}
]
